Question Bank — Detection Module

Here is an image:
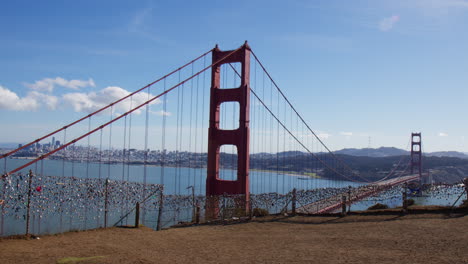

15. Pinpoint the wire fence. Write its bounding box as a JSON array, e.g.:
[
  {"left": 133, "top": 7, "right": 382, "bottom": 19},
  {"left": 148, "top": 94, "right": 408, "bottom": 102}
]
[{"left": 1, "top": 174, "right": 467, "bottom": 237}]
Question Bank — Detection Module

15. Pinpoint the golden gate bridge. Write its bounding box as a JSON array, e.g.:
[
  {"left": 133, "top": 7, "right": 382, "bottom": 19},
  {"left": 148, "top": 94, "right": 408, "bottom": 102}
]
[{"left": 0, "top": 42, "right": 425, "bottom": 236}]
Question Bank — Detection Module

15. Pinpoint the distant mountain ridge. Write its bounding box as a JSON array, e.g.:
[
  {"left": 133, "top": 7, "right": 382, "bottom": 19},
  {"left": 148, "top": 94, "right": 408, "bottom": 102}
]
[
  {"left": 334, "top": 147, "right": 408, "bottom": 157},
  {"left": 334, "top": 147, "right": 468, "bottom": 159}
]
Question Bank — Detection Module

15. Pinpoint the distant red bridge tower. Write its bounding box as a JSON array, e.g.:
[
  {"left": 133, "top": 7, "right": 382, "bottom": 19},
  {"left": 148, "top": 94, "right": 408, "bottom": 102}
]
[{"left": 410, "top": 133, "right": 423, "bottom": 180}]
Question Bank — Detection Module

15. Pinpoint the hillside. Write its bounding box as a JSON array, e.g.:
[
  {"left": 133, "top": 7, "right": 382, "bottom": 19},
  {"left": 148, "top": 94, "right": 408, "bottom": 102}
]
[{"left": 246, "top": 152, "right": 468, "bottom": 183}]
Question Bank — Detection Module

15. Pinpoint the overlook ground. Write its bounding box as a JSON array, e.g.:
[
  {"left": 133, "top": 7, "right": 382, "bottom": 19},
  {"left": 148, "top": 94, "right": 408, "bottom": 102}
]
[{"left": 1, "top": 212, "right": 467, "bottom": 264}]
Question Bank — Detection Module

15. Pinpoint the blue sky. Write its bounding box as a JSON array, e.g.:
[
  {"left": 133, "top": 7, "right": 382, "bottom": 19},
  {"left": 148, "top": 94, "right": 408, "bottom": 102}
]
[{"left": 1, "top": 0, "right": 468, "bottom": 152}]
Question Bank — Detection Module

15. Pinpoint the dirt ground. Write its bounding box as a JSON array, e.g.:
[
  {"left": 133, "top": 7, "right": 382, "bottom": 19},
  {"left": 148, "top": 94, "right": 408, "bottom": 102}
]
[{"left": 1, "top": 213, "right": 467, "bottom": 264}]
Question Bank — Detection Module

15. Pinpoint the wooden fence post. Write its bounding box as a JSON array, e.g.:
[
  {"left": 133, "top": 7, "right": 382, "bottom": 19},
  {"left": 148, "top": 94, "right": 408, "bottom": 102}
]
[
  {"left": 135, "top": 202, "right": 140, "bottom": 228},
  {"left": 464, "top": 178, "right": 468, "bottom": 200},
  {"left": 348, "top": 186, "right": 352, "bottom": 213},
  {"left": 156, "top": 190, "right": 164, "bottom": 231},
  {"left": 25, "top": 170, "right": 33, "bottom": 236},
  {"left": 292, "top": 188, "right": 297, "bottom": 215},
  {"left": 341, "top": 195, "right": 347, "bottom": 216},
  {"left": 195, "top": 203, "right": 200, "bottom": 224}
]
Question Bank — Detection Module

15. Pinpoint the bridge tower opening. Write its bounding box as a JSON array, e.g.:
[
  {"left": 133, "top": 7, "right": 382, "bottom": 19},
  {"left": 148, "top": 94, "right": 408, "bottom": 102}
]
[
  {"left": 206, "top": 43, "right": 251, "bottom": 219},
  {"left": 410, "top": 132, "right": 423, "bottom": 180}
]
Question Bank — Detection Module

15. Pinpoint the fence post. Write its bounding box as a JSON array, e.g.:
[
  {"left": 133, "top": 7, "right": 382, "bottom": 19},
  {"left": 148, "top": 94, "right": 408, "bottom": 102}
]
[
  {"left": 402, "top": 183, "right": 408, "bottom": 213},
  {"left": 291, "top": 188, "right": 297, "bottom": 216},
  {"left": 195, "top": 203, "right": 200, "bottom": 224},
  {"left": 348, "top": 186, "right": 352, "bottom": 213},
  {"left": 26, "top": 170, "right": 33, "bottom": 236},
  {"left": 1, "top": 175, "right": 6, "bottom": 236},
  {"left": 135, "top": 202, "right": 140, "bottom": 228},
  {"left": 222, "top": 193, "right": 226, "bottom": 223},
  {"left": 156, "top": 189, "right": 164, "bottom": 231},
  {"left": 341, "top": 195, "right": 347, "bottom": 216},
  {"left": 190, "top": 186, "right": 195, "bottom": 222},
  {"left": 464, "top": 178, "right": 468, "bottom": 200},
  {"left": 104, "top": 178, "right": 109, "bottom": 228}
]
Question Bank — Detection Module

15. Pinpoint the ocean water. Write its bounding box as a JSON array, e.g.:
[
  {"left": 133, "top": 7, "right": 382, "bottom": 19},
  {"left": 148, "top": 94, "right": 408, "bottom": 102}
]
[{"left": 2, "top": 158, "right": 361, "bottom": 195}]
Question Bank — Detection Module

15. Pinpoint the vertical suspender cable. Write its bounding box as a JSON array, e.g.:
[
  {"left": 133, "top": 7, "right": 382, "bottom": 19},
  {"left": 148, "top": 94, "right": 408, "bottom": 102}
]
[
  {"left": 143, "top": 87, "right": 150, "bottom": 225},
  {"left": 189, "top": 63, "right": 194, "bottom": 188},
  {"left": 200, "top": 55, "right": 206, "bottom": 194},
  {"left": 175, "top": 72, "right": 181, "bottom": 195}
]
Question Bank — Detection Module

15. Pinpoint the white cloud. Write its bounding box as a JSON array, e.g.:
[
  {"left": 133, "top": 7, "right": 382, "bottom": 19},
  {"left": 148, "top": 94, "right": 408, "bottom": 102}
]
[
  {"left": 340, "top": 132, "right": 353, "bottom": 136},
  {"left": 318, "top": 133, "right": 331, "bottom": 140},
  {"left": 438, "top": 132, "right": 448, "bottom": 137},
  {"left": 28, "top": 91, "right": 58, "bottom": 110},
  {"left": 379, "top": 15, "right": 400, "bottom": 31},
  {"left": 63, "top": 86, "right": 161, "bottom": 114},
  {"left": 25, "top": 77, "right": 95, "bottom": 92},
  {"left": 0, "top": 85, "right": 57, "bottom": 111},
  {"left": 151, "top": 110, "right": 172, "bottom": 116}
]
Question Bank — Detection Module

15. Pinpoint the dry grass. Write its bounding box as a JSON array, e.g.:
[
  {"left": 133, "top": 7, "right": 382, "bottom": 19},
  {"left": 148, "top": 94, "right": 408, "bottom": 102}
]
[{"left": 1, "top": 212, "right": 467, "bottom": 264}]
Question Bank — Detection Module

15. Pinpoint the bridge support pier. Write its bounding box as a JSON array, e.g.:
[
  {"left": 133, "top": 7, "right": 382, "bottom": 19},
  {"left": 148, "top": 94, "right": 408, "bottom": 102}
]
[{"left": 206, "top": 43, "right": 251, "bottom": 220}]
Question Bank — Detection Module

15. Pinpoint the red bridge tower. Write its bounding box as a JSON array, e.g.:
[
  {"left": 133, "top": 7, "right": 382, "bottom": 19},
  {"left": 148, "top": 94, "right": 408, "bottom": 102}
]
[
  {"left": 206, "top": 43, "right": 251, "bottom": 218},
  {"left": 410, "top": 132, "right": 423, "bottom": 179}
]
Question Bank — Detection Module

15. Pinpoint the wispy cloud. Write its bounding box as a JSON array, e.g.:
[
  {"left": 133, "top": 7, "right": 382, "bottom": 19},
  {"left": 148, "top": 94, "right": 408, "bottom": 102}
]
[
  {"left": 127, "top": 7, "right": 173, "bottom": 45},
  {"left": 318, "top": 133, "right": 331, "bottom": 140},
  {"left": 150, "top": 110, "right": 172, "bottom": 116},
  {"left": 379, "top": 15, "right": 400, "bottom": 31},
  {"left": 25, "top": 77, "right": 95, "bottom": 92},
  {"left": 340, "top": 132, "right": 353, "bottom": 136},
  {"left": 438, "top": 132, "right": 449, "bottom": 137},
  {"left": 0, "top": 85, "right": 57, "bottom": 111}
]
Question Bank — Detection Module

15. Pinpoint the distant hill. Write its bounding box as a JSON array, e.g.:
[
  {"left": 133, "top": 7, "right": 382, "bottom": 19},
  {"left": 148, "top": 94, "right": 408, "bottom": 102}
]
[
  {"left": 426, "top": 151, "right": 468, "bottom": 159},
  {"left": 334, "top": 147, "right": 468, "bottom": 159},
  {"left": 334, "top": 147, "right": 408, "bottom": 157}
]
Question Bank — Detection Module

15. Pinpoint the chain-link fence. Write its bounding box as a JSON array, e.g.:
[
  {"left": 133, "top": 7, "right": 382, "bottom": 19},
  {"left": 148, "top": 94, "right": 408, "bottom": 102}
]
[{"left": 0, "top": 171, "right": 163, "bottom": 236}]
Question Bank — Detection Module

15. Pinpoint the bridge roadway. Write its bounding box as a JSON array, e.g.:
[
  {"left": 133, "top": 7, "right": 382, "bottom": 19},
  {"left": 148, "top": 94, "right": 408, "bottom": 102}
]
[{"left": 296, "top": 174, "right": 420, "bottom": 214}]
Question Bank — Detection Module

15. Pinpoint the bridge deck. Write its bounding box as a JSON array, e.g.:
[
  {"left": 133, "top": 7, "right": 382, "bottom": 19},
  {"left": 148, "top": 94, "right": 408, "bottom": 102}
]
[{"left": 297, "top": 175, "right": 420, "bottom": 214}]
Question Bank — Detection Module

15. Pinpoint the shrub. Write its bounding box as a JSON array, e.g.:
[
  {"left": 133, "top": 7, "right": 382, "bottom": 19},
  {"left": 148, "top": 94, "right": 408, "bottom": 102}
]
[
  {"left": 368, "top": 203, "right": 388, "bottom": 210},
  {"left": 252, "top": 208, "right": 269, "bottom": 217},
  {"left": 406, "top": 199, "right": 415, "bottom": 206},
  {"left": 459, "top": 200, "right": 468, "bottom": 208}
]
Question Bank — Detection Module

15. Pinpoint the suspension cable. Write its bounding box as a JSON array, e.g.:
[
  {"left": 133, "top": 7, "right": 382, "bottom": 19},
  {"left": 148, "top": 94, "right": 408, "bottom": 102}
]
[
  {"left": 3, "top": 46, "right": 243, "bottom": 178},
  {"left": 0, "top": 48, "right": 214, "bottom": 160}
]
